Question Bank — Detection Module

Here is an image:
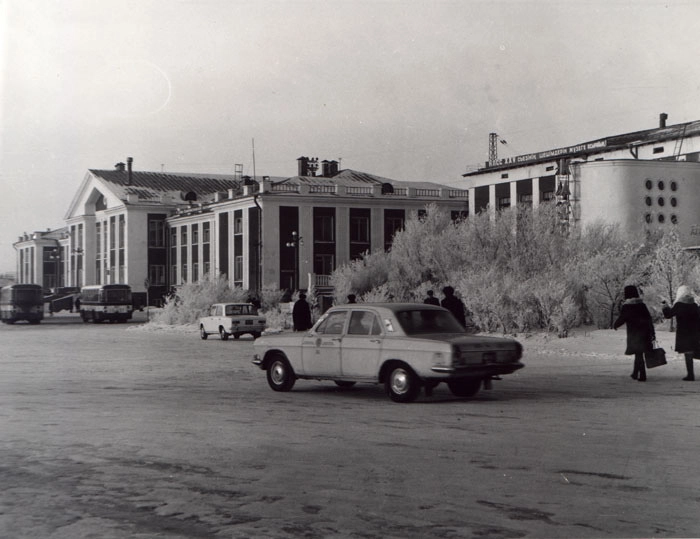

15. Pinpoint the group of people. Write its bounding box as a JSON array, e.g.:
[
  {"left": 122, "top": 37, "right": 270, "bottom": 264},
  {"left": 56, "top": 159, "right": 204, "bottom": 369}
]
[
  {"left": 614, "top": 284, "right": 699, "bottom": 382},
  {"left": 423, "top": 286, "right": 468, "bottom": 328}
]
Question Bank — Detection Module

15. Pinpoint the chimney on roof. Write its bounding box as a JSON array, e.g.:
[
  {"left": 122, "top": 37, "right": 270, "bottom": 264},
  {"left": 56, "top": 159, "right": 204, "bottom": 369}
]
[
  {"left": 321, "top": 160, "right": 339, "bottom": 177},
  {"left": 126, "top": 157, "right": 133, "bottom": 185},
  {"left": 297, "top": 156, "right": 319, "bottom": 177},
  {"left": 660, "top": 113, "right": 668, "bottom": 128},
  {"left": 115, "top": 162, "right": 125, "bottom": 171}
]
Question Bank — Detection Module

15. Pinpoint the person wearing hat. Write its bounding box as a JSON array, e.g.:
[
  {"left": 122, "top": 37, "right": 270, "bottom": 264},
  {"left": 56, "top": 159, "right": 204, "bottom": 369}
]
[
  {"left": 661, "top": 285, "right": 700, "bottom": 381},
  {"left": 613, "top": 285, "right": 655, "bottom": 381},
  {"left": 292, "top": 293, "right": 313, "bottom": 332}
]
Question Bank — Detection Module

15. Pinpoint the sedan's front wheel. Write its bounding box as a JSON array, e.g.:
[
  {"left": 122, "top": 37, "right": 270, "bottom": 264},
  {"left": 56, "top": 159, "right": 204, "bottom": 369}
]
[
  {"left": 385, "top": 363, "right": 420, "bottom": 403},
  {"left": 266, "top": 355, "right": 296, "bottom": 392}
]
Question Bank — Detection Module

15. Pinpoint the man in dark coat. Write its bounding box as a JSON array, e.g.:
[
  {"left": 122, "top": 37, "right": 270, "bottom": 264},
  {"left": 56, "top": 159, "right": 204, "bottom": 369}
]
[
  {"left": 613, "top": 285, "right": 655, "bottom": 381},
  {"left": 424, "top": 290, "right": 440, "bottom": 306},
  {"left": 441, "top": 286, "right": 467, "bottom": 328},
  {"left": 662, "top": 285, "right": 700, "bottom": 381},
  {"left": 292, "top": 293, "right": 313, "bottom": 332}
]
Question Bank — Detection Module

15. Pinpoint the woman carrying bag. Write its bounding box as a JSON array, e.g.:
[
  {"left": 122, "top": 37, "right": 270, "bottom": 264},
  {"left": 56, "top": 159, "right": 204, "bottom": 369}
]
[
  {"left": 614, "top": 285, "right": 655, "bottom": 382},
  {"left": 661, "top": 285, "right": 700, "bottom": 381}
]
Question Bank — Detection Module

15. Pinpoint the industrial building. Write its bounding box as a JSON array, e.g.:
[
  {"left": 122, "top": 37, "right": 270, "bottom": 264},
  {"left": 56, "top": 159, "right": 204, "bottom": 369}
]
[{"left": 454, "top": 115, "right": 700, "bottom": 248}]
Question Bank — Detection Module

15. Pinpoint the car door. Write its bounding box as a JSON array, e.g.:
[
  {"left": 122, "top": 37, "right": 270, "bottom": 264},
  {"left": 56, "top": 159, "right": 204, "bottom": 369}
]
[
  {"left": 340, "top": 310, "right": 384, "bottom": 379},
  {"left": 301, "top": 310, "right": 346, "bottom": 377},
  {"left": 204, "top": 305, "right": 221, "bottom": 332}
]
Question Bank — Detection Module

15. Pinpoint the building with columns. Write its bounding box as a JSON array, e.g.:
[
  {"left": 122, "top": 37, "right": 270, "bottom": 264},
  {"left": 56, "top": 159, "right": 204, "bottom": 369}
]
[
  {"left": 452, "top": 115, "right": 700, "bottom": 248},
  {"left": 14, "top": 157, "right": 468, "bottom": 304}
]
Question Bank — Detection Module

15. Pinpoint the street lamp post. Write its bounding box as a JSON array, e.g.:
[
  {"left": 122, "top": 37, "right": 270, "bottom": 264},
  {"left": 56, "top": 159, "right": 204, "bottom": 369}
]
[{"left": 285, "top": 231, "right": 303, "bottom": 291}]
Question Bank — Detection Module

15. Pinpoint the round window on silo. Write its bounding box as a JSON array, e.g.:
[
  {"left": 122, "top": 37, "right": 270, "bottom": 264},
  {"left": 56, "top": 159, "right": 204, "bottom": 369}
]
[
  {"left": 645, "top": 179, "right": 653, "bottom": 190},
  {"left": 657, "top": 197, "right": 665, "bottom": 206},
  {"left": 658, "top": 180, "right": 665, "bottom": 190},
  {"left": 671, "top": 214, "right": 678, "bottom": 224},
  {"left": 645, "top": 213, "right": 653, "bottom": 224},
  {"left": 658, "top": 214, "right": 666, "bottom": 223},
  {"left": 645, "top": 196, "right": 653, "bottom": 206},
  {"left": 671, "top": 197, "right": 677, "bottom": 207},
  {"left": 671, "top": 181, "right": 678, "bottom": 191}
]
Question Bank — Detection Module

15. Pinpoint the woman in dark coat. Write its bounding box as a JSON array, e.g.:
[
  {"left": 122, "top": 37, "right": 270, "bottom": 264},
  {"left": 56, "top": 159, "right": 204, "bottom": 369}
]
[
  {"left": 662, "top": 285, "right": 700, "bottom": 381},
  {"left": 613, "top": 285, "right": 655, "bottom": 382}
]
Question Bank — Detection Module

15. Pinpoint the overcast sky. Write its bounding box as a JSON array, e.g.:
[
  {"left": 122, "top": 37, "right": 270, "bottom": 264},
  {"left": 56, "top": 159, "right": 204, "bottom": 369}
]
[{"left": 1, "top": 0, "right": 699, "bottom": 274}]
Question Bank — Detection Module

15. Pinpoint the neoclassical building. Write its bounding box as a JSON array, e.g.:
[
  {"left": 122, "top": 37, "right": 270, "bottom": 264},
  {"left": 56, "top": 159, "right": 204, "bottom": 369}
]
[
  {"left": 452, "top": 115, "right": 700, "bottom": 248},
  {"left": 14, "top": 157, "right": 468, "bottom": 304}
]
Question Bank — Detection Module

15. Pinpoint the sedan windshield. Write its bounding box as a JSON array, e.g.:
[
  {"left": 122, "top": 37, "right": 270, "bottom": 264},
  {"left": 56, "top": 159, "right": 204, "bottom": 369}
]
[{"left": 395, "top": 309, "right": 465, "bottom": 335}]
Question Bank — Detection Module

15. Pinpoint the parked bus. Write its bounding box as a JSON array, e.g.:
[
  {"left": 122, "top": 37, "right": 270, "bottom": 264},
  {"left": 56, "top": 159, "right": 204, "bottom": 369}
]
[
  {"left": 79, "top": 284, "right": 133, "bottom": 323},
  {"left": 0, "top": 284, "right": 44, "bottom": 324}
]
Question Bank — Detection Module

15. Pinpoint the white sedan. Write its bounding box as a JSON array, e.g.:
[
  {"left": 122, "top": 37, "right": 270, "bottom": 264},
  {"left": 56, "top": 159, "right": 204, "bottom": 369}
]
[
  {"left": 200, "top": 303, "right": 266, "bottom": 340},
  {"left": 253, "top": 303, "right": 524, "bottom": 402}
]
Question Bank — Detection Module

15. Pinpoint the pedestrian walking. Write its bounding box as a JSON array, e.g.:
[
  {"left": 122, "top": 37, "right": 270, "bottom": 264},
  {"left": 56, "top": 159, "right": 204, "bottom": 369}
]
[
  {"left": 292, "top": 293, "right": 313, "bottom": 331},
  {"left": 423, "top": 290, "right": 440, "bottom": 306},
  {"left": 662, "top": 285, "right": 700, "bottom": 381},
  {"left": 613, "top": 285, "right": 655, "bottom": 382},
  {"left": 441, "top": 285, "right": 467, "bottom": 328}
]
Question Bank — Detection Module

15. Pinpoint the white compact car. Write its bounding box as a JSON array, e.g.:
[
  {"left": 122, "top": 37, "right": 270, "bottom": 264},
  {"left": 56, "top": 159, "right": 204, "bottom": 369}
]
[{"left": 200, "top": 303, "right": 266, "bottom": 340}]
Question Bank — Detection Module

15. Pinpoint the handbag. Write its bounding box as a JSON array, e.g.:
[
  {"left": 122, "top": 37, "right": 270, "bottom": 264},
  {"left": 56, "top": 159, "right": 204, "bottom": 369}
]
[{"left": 645, "top": 342, "right": 667, "bottom": 369}]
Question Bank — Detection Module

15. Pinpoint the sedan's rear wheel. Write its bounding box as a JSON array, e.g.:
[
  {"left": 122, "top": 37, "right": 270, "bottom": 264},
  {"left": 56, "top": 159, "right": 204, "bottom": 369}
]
[
  {"left": 200, "top": 325, "right": 208, "bottom": 340},
  {"left": 219, "top": 327, "right": 229, "bottom": 341},
  {"left": 266, "top": 355, "right": 295, "bottom": 392},
  {"left": 447, "top": 378, "right": 481, "bottom": 398},
  {"left": 385, "top": 363, "right": 420, "bottom": 403}
]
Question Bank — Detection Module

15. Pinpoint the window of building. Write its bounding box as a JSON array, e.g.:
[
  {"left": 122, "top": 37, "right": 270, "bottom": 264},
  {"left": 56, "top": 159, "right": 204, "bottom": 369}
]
[
  {"left": 498, "top": 197, "right": 511, "bottom": 209},
  {"left": 541, "top": 191, "right": 555, "bottom": 201},
  {"left": 501, "top": 173, "right": 509, "bottom": 179},
  {"left": 546, "top": 166, "right": 555, "bottom": 172},
  {"left": 314, "top": 214, "right": 335, "bottom": 242},
  {"left": 658, "top": 214, "right": 665, "bottom": 223},
  {"left": 202, "top": 222, "right": 210, "bottom": 243},
  {"left": 149, "top": 265, "right": 166, "bottom": 285},
  {"left": 192, "top": 262, "right": 199, "bottom": 282},
  {"left": 118, "top": 215, "right": 125, "bottom": 248},
  {"left": 192, "top": 224, "right": 199, "bottom": 245},
  {"left": 645, "top": 179, "right": 653, "bottom": 190},
  {"left": 671, "top": 214, "right": 678, "bottom": 224},
  {"left": 350, "top": 216, "right": 370, "bottom": 243},
  {"left": 181, "top": 226, "right": 187, "bottom": 244},
  {"left": 181, "top": 263, "right": 188, "bottom": 283},
  {"left": 203, "top": 261, "right": 210, "bottom": 277},
  {"left": 645, "top": 196, "right": 652, "bottom": 206},
  {"left": 234, "top": 255, "right": 243, "bottom": 282},
  {"left": 234, "top": 215, "right": 243, "bottom": 235},
  {"left": 658, "top": 197, "right": 665, "bottom": 207},
  {"left": 671, "top": 181, "right": 678, "bottom": 191},
  {"left": 671, "top": 197, "right": 677, "bottom": 207},
  {"left": 645, "top": 213, "right": 652, "bottom": 224},
  {"left": 658, "top": 180, "right": 665, "bottom": 190},
  {"left": 314, "top": 254, "right": 334, "bottom": 276},
  {"left": 520, "top": 193, "right": 533, "bottom": 203},
  {"left": 653, "top": 146, "right": 664, "bottom": 154}
]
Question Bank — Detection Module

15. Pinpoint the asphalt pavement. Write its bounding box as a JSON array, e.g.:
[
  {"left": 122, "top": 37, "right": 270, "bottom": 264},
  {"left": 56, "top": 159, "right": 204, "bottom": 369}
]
[{"left": 1, "top": 314, "right": 698, "bottom": 538}]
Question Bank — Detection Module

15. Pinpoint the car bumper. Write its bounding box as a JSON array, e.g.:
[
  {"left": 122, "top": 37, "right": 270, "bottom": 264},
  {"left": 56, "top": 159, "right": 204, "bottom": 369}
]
[
  {"left": 431, "top": 362, "right": 524, "bottom": 377},
  {"left": 252, "top": 355, "right": 264, "bottom": 368}
]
